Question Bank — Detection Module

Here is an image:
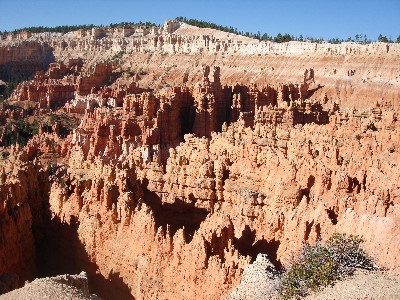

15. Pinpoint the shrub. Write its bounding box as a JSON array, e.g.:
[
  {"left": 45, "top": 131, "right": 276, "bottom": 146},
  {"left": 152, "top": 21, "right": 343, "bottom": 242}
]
[
  {"left": 1, "top": 119, "right": 39, "bottom": 147},
  {"left": 326, "top": 233, "right": 375, "bottom": 273},
  {"left": 279, "top": 233, "right": 376, "bottom": 299},
  {"left": 1, "top": 151, "right": 9, "bottom": 159}
]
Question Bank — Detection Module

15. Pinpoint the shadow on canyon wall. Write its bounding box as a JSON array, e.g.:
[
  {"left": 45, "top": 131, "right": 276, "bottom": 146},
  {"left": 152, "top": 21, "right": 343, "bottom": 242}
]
[
  {"left": 141, "top": 178, "right": 208, "bottom": 243},
  {"left": 0, "top": 45, "right": 55, "bottom": 82},
  {"left": 36, "top": 213, "right": 134, "bottom": 300},
  {"left": 234, "top": 225, "right": 282, "bottom": 269}
]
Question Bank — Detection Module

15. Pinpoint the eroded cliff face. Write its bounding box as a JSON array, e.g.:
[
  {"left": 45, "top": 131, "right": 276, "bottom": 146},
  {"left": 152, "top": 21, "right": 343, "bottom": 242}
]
[
  {"left": 1, "top": 21, "right": 399, "bottom": 109},
  {"left": 0, "top": 21, "right": 399, "bottom": 300},
  {"left": 0, "top": 145, "right": 49, "bottom": 287},
  {"left": 0, "top": 40, "right": 54, "bottom": 82}
]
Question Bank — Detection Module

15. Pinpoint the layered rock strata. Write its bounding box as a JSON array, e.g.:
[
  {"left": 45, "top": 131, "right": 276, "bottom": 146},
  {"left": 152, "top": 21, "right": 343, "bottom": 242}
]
[
  {"left": 0, "top": 22, "right": 399, "bottom": 300},
  {"left": 1, "top": 21, "right": 399, "bottom": 109}
]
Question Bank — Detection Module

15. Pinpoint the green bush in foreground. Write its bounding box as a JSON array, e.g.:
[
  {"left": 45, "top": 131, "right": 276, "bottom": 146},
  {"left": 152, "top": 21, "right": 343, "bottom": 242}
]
[{"left": 279, "top": 233, "right": 376, "bottom": 299}]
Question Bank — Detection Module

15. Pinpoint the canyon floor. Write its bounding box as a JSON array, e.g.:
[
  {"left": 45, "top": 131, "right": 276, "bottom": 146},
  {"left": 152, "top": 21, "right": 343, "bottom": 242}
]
[{"left": 0, "top": 20, "right": 399, "bottom": 299}]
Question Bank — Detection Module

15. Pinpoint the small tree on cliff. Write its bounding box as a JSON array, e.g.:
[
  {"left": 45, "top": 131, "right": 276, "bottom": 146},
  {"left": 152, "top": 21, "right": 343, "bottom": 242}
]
[{"left": 378, "top": 34, "right": 389, "bottom": 42}]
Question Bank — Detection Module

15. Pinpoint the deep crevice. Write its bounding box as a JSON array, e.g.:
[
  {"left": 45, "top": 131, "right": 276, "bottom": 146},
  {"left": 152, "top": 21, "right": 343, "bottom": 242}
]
[
  {"left": 36, "top": 215, "right": 134, "bottom": 300},
  {"left": 141, "top": 179, "right": 208, "bottom": 243},
  {"left": 326, "top": 208, "right": 338, "bottom": 225},
  {"left": 233, "top": 225, "right": 282, "bottom": 269},
  {"left": 304, "top": 220, "right": 314, "bottom": 241}
]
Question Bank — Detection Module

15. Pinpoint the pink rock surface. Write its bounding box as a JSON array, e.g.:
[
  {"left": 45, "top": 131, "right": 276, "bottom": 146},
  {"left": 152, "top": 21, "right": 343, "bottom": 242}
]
[{"left": 0, "top": 22, "right": 399, "bottom": 300}]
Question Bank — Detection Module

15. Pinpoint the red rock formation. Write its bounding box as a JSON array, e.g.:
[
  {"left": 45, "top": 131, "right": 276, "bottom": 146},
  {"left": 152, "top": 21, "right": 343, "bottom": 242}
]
[
  {"left": 0, "top": 145, "right": 49, "bottom": 286},
  {"left": 10, "top": 62, "right": 74, "bottom": 109},
  {"left": 24, "top": 67, "right": 396, "bottom": 300},
  {"left": 9, "top": 60, "right": 116, "bottom": 112},
  {"left": 0, "top": 22, "right": 399, "bottom": 300},
  {"left": 0, "top": 41, "right": 54, "bottom": 81},
  {"left": 76, "top": 62, "right": 114, "bottom": 96}
]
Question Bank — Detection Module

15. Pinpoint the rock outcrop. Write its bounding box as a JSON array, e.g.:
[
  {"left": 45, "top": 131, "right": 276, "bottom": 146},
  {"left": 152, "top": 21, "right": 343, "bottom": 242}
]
[
  {"left": 0, "top": 21, "right": 399, "bottom": 300},
  {"left": 0, "top": 271, "right": 101, "bottom": 300},
  {"left": 226, "top": 254, "right": 279, "bottom": 300},
  {"left": 0, "top": 145, "right": 49, "bottom": 286},
  {"left": 1, "top": 20, "right": 399, "bottom": 109},
  {"left": 0, "top": 41, "right": 54, "bottom": 81}
]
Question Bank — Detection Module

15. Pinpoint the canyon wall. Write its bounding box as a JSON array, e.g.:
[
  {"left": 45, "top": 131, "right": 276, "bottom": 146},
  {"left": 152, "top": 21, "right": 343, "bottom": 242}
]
[
  {"left": 36, "top": 78, "right": 400, "bottom": 299},
  {"left": 0, "top": 145, "right": 49, "bottom": 288},
  {"left": 1, "top": 21, "right": 399, "bottom": 109},
  {"left": 0, "top": 22, "right": 399, "bottom": 300},
  {"left": 0, "top": 41, "right": 54, "bottom": 81}
]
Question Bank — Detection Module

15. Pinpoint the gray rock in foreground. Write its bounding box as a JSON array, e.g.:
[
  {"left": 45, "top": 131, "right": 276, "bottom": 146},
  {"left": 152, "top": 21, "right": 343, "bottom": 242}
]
[
  {"left": 226, "top": 253, "right": 280, "bottom": 300},
  {"left": 0, "top": 271, "right": 102, "bottom": 300}
]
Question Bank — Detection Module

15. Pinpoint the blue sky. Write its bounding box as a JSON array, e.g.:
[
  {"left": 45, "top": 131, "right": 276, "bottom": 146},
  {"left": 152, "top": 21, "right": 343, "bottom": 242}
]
[{"left": 0, "top": 0, "right": 399, "bottom": 40}]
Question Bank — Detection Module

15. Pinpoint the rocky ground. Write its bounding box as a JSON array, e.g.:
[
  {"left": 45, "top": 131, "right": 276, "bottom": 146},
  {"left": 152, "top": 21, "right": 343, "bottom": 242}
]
[
  {"left": 303, "top": 271, "right": 400, "bottom": 300},
  {"left": 226, "top": 254, "right": 400, "bottom": 300},
  {"left": 0, "top": 272, "right": 101, "bottom": 300}
]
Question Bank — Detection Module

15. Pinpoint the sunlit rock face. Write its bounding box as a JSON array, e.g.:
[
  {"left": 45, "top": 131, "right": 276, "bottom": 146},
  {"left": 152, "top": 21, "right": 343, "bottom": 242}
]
[{"left": 0, "top": 21, "right": 399, "bottom": 300}]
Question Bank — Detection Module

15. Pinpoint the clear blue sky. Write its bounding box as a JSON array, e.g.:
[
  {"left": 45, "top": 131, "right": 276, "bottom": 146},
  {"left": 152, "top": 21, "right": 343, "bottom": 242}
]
[{"left": 0, "top": 0, "right": 399, "bottom": 40}]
